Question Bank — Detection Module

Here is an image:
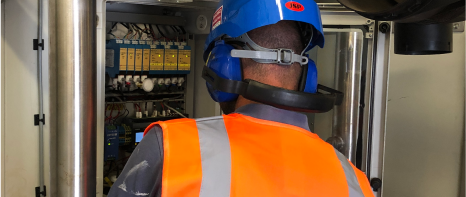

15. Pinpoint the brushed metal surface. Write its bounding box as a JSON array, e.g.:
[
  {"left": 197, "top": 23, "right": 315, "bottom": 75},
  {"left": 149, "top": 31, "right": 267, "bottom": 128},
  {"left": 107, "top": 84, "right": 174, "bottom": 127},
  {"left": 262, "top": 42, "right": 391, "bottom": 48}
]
[
  {"left": 55, "top": 0, "right": 97, "bottom": 196},
  {"left": 332, "top": 31, "right": 364, "bottom": 163}
]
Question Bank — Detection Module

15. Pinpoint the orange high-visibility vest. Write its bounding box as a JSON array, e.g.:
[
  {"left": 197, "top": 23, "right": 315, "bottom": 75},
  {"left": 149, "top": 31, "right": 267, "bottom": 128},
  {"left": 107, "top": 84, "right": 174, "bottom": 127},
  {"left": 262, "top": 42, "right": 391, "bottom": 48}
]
[{"left": 144, "top": 113, "right": 375, "bottom": 197}]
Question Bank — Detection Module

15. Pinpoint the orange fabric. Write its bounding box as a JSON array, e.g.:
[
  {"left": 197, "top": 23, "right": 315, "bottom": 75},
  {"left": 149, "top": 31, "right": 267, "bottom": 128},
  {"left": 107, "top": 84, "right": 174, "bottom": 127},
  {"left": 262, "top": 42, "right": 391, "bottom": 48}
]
[
  {"left": 145, "top": 118, "right": 203, "bottom": 197},
  {"left": 150, "top": 114, "right": 375, "bottom": 197},
  {"left": 224, "top": 113, "right": 349, "bottom": 197},
  {"left": 351, "top": 162, "right": 375, "bottom": 197}
]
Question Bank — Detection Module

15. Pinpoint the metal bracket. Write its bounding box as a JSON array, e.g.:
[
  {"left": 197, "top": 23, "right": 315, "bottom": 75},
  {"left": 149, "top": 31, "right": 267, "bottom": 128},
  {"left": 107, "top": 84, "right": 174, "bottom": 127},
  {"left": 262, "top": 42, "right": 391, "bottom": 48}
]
[
  {"left": 453, "top": 22, "right": 464, "bottom": 32},
  {"left": 365, "top": 20, "right": 376, "bottom": 39},
  {"left": 34, "top": 114, "right": 45, "bottom": 126},
  {"left": 35, "top": 185, "right": 46, "bottom": 197},
  {"left": 33, "top": 39, "right": 44, "bottom": 50}
]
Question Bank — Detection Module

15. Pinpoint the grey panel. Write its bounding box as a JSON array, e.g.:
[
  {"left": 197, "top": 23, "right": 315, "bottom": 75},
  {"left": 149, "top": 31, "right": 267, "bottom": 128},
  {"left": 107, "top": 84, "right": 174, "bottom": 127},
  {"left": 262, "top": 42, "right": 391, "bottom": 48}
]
[{"left": 382, "top": 32, "right": 465, "bottom": 197}]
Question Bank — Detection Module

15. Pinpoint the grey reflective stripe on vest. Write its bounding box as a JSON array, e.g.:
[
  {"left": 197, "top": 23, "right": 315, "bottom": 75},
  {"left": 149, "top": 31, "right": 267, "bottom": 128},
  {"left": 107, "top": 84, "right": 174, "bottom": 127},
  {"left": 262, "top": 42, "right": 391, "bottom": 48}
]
[
  {"left": 335, "top": 150, "right": 366, "bottom": 197},
  {"left": 196, "top": 117, "right": 232, "bottom": 197}
]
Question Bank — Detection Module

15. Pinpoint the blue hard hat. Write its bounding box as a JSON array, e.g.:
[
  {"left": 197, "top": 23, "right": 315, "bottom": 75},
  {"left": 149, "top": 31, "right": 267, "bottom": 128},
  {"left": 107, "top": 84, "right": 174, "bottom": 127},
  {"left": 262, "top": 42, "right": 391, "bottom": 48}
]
[{"left": 204, "top": 0, "right": 324, "bottom": 60}]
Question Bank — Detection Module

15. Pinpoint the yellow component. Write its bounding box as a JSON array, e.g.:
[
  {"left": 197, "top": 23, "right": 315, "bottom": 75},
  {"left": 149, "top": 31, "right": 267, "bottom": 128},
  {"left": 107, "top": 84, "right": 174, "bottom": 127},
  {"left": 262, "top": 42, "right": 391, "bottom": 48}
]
[
  {"left": 143, "top": 49, "right": 150, "bottom": 71},
  {"left": 135, "top": 49, "right": 143, "bottom": 71},
  {"left": 164, "top": 49, "right": 178, "bottom": 70},
  {"left": 119, "top": 48, "right": 127, "bottom": 71},
  {"left": 127, "top": 48, "right": 135, "bottom": 71},
  {"left": 104, "top": 177, "right": 113, "bottom": 187},
  {"left": 178, "top": 50, "right": 191, "bottom": 71},
  {"left": 150, "top": 49, "right": 164, "bottom": 71}
]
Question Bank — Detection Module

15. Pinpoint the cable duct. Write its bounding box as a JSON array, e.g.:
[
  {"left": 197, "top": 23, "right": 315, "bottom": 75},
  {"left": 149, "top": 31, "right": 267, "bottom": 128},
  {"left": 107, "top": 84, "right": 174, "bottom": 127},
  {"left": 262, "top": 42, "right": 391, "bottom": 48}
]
[{"left": 37, "top": 0, "right": 45, "bottom": 196}]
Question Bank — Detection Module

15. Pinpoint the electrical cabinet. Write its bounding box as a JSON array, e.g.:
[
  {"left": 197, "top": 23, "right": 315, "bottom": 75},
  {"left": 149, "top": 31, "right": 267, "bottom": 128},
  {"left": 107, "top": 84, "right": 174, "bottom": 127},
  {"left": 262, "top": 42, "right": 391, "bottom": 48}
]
[{"left": 99, "top": 2, "right": 210, "bottom": 195}]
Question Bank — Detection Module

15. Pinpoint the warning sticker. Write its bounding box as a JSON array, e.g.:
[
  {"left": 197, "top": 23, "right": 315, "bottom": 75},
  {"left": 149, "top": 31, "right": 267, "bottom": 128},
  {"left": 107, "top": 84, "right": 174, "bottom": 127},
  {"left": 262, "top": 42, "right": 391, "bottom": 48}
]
[{"left": 212, "top": 5, "right": 223, "bottom": 31}]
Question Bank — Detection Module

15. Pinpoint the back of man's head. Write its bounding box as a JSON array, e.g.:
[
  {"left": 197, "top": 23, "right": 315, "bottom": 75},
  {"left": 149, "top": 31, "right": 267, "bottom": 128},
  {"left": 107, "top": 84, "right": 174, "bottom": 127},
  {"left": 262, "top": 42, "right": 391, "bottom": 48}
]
[
  {"left": 221, "top": 20, "right": 305, "bottom": 113},
  {"left": 242, "top": 20, "right": 304, "bottom": 91}
]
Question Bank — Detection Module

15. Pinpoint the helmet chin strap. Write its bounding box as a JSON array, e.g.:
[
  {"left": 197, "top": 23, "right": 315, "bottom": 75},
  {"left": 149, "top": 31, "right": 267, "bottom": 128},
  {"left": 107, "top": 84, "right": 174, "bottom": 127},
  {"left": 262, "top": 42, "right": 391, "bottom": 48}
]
[{"left": 228, "top": 32, "right": 313, "bottom": 66}]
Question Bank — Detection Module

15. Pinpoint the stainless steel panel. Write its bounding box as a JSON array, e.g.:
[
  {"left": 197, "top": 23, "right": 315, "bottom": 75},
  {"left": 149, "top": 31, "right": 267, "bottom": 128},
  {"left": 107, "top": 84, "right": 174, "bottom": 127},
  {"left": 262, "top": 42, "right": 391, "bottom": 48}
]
[
  {"left": 312, "top": 30, "right": 364, "bottom": 163},
  {"left": 331, "top": 31, "right": 364, "bottom": 162},
  {"left": 55, "top": 0, "right": 97, "bottom": 196}
]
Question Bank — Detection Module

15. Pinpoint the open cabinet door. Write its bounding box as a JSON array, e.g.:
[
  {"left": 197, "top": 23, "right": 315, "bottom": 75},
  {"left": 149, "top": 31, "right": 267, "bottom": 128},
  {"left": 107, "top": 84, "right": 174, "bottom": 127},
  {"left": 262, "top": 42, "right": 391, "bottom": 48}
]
[{"left": 312, "top": 6, "right": 392, "bottom": 197}]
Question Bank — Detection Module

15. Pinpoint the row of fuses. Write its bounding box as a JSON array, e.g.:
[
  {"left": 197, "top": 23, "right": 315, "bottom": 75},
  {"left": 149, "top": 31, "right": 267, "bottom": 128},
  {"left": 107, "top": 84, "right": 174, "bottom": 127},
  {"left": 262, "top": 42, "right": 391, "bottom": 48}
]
[
  {"left": 105, "top": 39, "right": 192, "bottom": 77},
  {"left": 113, "top": 75, "right": 185, "bottom": 92}
]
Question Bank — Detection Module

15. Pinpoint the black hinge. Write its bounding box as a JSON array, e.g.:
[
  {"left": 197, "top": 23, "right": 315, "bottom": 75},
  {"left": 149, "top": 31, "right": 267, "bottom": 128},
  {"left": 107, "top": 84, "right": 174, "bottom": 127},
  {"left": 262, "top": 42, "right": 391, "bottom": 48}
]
[
  {"left": 35, "top": 185, "right": 46, "bottom": 197},
  {"left": 34, "top": 114, "right": 45, "bottom": 126},
  {"left": 33, "top": 39, "right": 44, "bottom": 50}
]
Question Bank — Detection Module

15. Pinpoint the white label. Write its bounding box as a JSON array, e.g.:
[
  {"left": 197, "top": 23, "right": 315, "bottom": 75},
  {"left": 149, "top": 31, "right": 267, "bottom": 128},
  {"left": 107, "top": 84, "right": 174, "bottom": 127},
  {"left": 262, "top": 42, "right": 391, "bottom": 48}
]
[
  {"left": 139, "top": 40, "right": 146, "bottom": 45},
  {"left": 178, "top": 46, "right": 185, "bottom": 50},
  {"left": 124, "top": 40, "right": 131, "bottom": 44},
  {"left": 116, "top": 39, "right": 123, "bottom": 44},
  {"left": 132, "top": 40, "right": 139, "bottom": 45}
]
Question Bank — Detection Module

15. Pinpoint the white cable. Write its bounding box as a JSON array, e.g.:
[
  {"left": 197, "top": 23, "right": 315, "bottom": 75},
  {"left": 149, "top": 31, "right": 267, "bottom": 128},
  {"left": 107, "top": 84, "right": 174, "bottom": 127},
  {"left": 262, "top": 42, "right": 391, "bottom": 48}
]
[{"left": 163, "top": 102, "right": 187, "bottom": 118}]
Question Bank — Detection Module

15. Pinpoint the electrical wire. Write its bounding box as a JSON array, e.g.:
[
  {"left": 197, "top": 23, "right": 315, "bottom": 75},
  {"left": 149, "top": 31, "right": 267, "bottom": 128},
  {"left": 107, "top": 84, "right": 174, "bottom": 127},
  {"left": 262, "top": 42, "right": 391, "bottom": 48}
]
[
  {"left": 178, "top": 26, "right": 186, "bottom": 34},
  {"left": 118, "top": 108, "right": 130, "bottom": 125},
  {"left": 106, "top": 104, "right": 115, "bottom": 123},
  {"left": 155, "top": 25, "right": 168, "bottom": 40},
  {"left": 170, "top": 26, "right": 179, "bottom": 34},
  {"left": 134, "top": 103, "right": 141, "bottom": 112},
  {"left": 120, "top": 22, "right": 130, "bottom": 29},
  {"left": 107, "top": 22, "right": 118, "bottom": 34},
  {"left": 163, "top": 102, "right": 187, "bottom": 118},
  {"left": 148, "top": 24, "right": 157, "bottom": 41}
]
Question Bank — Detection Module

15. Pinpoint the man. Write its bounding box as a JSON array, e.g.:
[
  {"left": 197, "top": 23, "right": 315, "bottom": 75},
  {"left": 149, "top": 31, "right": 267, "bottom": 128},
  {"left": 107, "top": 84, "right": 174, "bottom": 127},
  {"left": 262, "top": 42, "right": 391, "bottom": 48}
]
[{"left": 109, "top": 0, "right": 374, "bottom": 196}]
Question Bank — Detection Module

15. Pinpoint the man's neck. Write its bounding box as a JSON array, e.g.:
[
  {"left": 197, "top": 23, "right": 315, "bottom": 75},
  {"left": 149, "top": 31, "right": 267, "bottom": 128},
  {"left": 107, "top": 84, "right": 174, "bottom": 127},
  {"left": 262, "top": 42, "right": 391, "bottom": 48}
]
[{"left": 235, "top": 96, "right": 258, "bottom": 110}]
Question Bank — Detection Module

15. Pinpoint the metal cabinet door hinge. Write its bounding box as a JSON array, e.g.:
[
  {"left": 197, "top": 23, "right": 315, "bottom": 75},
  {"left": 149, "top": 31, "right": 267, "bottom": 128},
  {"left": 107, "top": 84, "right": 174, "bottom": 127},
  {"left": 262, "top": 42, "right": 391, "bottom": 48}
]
[
  {"left": 33, "top": 39, "right": 45, "bottom": 50},
  {"left": 34, "top": 114, "right": 45, "bottom": 126},
  {"left": 35, "top": 185, "right": 46, "bottom": 197}
]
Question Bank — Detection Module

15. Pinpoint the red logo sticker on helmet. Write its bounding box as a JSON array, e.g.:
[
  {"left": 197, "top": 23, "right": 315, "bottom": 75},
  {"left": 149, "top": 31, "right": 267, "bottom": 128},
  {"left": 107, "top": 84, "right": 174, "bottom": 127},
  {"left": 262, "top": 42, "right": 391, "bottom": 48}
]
[
  {"left": 212, "top": 6, "right": 223, "bottom": 31},
  {"left": 286, "top": 1, "right": 305, "bottom": 12}
]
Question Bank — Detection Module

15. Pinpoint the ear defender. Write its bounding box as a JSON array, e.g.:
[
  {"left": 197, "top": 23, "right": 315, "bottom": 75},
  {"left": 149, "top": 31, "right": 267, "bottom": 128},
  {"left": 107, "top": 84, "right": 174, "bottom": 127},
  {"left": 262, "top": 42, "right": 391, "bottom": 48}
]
[
  {"left": 205, "top": 40, "right": 242, "bottom": 102},
  {"left": 303, "top": 59, "right": 318, "bottom": 94}
]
